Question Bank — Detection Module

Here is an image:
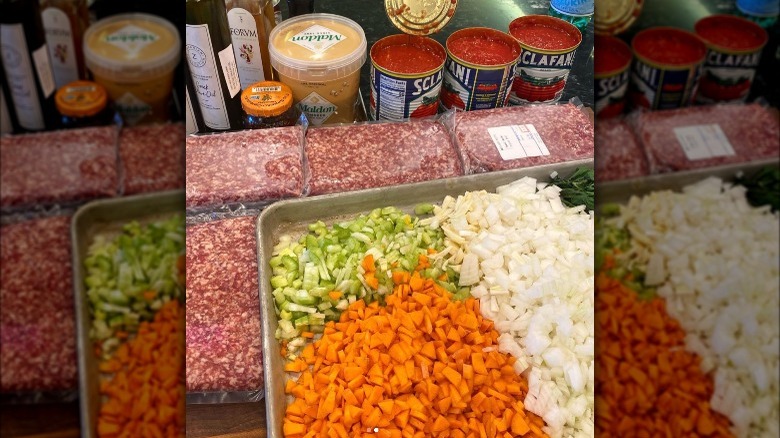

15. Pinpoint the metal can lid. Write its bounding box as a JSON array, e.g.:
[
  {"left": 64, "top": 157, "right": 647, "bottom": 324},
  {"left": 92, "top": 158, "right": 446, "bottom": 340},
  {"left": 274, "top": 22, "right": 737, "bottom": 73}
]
[
  {"left": 241, "top": 81, "right": 294, "bottom": 117},
  {"left": 385, "top": 0, "right": 458, "bottom": 36},
  {"left": 594, "top": 0, "right": 643, "bottom": 36},
  {"left": 55, "top": 80, "right": 108, "bottom": 117}
]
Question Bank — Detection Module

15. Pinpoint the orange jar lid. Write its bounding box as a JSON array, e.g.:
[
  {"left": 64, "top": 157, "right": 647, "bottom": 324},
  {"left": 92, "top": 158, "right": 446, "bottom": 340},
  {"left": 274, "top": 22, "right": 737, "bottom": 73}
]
[
  {"left": 241, "top": 81, "right": 294, "bottom": 117},
  {"left": 55, "top": 81, "right": 108, "bottom": 117}
]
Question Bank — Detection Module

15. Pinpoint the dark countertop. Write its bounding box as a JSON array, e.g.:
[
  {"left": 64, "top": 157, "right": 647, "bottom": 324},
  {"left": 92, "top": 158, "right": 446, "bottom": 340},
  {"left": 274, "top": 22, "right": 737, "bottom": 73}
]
[{"left": 308, "top": 0, "right": 595, "bottom": 112}]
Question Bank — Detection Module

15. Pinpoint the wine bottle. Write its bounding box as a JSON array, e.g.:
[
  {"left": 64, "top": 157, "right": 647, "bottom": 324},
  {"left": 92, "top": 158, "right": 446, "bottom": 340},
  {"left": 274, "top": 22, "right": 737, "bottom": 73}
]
[
  {"left": 1, "top": 0, "right": 59, "bottom": 131},
  {"left": 184, "top": 63, "right": 204, "bottom": 134},
  {"left": 1, "top": 86, "right": 14, "bottom": 134},
  {"left": 186, "top": 0, "right": 244, "bottom": 131},
  {"left": 39, "top": 0, "right": 89, "bottom": 88}
]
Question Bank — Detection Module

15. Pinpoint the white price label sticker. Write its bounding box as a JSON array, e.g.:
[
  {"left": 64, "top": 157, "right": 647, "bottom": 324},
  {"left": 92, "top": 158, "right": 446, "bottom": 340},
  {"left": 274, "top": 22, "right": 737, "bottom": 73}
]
[
  {"left": 673, "top": 124, "right": 736, "bottom": 161},
  {"left": 488, "top": 124, "right": 550, "bottom": 161},
  {"left": 32, "top": 45, "right": 56, "bottom": 98},
  {"left": 218, "top": 44, "right": 241, "bottom": 98}
]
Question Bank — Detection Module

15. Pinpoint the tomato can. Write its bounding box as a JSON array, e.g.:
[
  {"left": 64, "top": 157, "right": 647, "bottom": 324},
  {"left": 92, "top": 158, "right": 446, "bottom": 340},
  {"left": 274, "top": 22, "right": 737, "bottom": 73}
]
[
  {"left": 508, "top": 15, "right": 582, "bottom": 104},
  {"left": 694, "top": 15, "right": 768, "bottom": 103},
  {"left": 594, "top": 35, "right": 631, "bottom": 118},
  {"left": 441, "top": 27, "right": 521, "bottom": 111},
  {"left": 369, "top": 34, "right": 446, "bottom": 121},
  {"left": 630, "top": 27, "right": 706, "bottom": 110}
]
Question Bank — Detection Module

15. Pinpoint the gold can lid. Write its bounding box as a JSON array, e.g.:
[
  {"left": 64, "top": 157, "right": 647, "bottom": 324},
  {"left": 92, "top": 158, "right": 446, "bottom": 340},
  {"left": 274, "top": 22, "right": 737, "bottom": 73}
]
[
  {"left": 55, "top": 80, "right": 108, "bottom": 117},
  {"left": 385, "top": 0, "right": 458, "bottom": 36},
  {"left": 241, "top": 81, "right": 294, "bottom": 117}
]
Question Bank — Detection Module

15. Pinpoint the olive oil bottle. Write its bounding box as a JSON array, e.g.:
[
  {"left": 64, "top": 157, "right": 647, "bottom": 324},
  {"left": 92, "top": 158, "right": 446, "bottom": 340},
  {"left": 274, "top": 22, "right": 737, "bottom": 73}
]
[
  {"left": 185, "top": 0, "right": 244, "bottom": 131},
  {"left": 225, "top": 0, "right": 276, "bottom": 89},
  {"left": 38, "top": 0, "right": 89, "bottom": 87}
]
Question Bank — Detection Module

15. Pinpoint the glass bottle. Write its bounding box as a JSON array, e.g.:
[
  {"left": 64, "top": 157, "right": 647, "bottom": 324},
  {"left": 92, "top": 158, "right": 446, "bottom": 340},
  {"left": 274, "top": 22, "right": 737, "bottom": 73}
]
[
  {"left": 38, "top": 0, "right": 89, "bottom": 88},
  {"left": 286, "top": 0, "right": 313, "bottom": 17},
  {"left": 224, "top": 0, "right": 276, "bottom": 89},
  {"left": 186, "top": 0, "right": 245, "bottom": 131},
  {"left": 240, "top": 80, "right": 297, "bottom": 129},
  {"left": 548, "top": 0, "right": 593, "bottom": 32},
  {"left": 185, "top": 64, "right": 204, "bottom": 134},
  {"left": 1, "top": 87, "right": 14, "bottom": 134},
  {"left": 1, "top": 0, "right": 59, "bottom": 132},
  {"left": 273, "top": 0, "right": 282, "bottom": 26}
]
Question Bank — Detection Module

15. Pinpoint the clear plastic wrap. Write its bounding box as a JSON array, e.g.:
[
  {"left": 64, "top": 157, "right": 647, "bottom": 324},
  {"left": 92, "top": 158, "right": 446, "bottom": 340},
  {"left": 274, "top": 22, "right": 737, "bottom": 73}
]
[
  {"left": 632, "top": 103, "right": 780, "bottom": 174},
  {"left": 0, "top": 126, "right": 120, "bottom": 212},
  {"left": 304, "top": 118, "right": 463, "bottom": 196},
  {"left": 118, "top": 122, "right": 185, "bottom": 195},
  {"left": 446, "top": 99, "right": 594, "bottom": 174},
  {"left": 0, "top": 215, "right": 78, "bottom": 400},
  {"left": 185, "top": 214, "right": 264, "bottom": 404},
  {"left": 185, "top": 125, "right": 307, "bottom": 213},
  {"left": 595, "top": 116, "right": 649, "bottom": 182}
]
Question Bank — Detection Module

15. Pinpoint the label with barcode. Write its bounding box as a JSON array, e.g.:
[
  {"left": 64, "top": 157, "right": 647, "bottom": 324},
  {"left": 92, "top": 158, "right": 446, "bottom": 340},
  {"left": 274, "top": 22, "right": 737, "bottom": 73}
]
[
  {"left": 673, "top": 124, "right": 736, "bottom": 161},
  {"left": 252, "top": 86, "right": 282, "bottom": 93},
  {"left": 488, "top": 124, "right": 550, "bottom": 161}
]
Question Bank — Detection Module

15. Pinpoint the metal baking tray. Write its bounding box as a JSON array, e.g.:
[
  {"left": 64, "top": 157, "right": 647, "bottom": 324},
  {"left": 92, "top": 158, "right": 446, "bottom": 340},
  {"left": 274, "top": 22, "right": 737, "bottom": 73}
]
[
  {"left": 71, "top": 190, "right": 184, "bottom": 438},
  {"left": 596, "top": 158, "right": 779, "bottom": 207},
  {"left": 256, "top": 159, "right": 592, "bottom": 437}
]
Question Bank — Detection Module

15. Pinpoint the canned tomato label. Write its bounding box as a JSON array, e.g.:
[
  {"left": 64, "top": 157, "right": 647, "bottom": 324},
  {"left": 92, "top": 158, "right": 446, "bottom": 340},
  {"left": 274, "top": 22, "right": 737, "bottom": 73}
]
[
  {"left": 694, "top": 15, "right": 768, "bottom": 103},
  {"left": 594, "top": 35, "right": 632, "bottom": 118},
  {"left": 508, "top": 15, "right": 582, "bottom": 104},
  {"left": 369, "top": 34, "right": 446, "bottom": 120},
  {"left": 441, "top": 28, "right": 521, "bottom": 111},
  {"left": 630, "top": 27, "right": 706, "bottom": 110}
]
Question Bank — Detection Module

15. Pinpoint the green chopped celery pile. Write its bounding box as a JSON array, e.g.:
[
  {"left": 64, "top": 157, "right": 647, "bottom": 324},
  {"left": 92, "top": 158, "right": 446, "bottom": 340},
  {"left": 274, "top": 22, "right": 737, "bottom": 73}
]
[
  {"left": 596, "top": 206, "right": 655, "bottom": 299},
  {"left": 270, "top": 206, "right": 461, "bottom": 360},
  {"left": 84, "top": 215, "right": 185, "bottom": 358}
]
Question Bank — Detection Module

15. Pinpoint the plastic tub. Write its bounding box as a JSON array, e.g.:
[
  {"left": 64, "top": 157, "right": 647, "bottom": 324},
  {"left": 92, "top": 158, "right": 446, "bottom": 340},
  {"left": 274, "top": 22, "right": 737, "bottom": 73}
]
[
  {"left": 441, "top": 27, "right": 521, "bottom": 111},
  {"left": 630, "top": 27, "right": 706, "bottom": 110},
  {"left": 694, "top": 15, "right": 768, "bottom": 103},
  {"left": 369, "top": 34, "right": 446, "bottom": 121},
  {"left": 83, "top": 13, "right": 180, "bottom": 126},
  {"left": 594, "top": 35, "right": 632, "bottom": 118},
  {"left": 268, "top": 13, "right": 366, "bottom": 126},
  {"left": 508, "top": 15, "right": 582, "bottom": 104}
]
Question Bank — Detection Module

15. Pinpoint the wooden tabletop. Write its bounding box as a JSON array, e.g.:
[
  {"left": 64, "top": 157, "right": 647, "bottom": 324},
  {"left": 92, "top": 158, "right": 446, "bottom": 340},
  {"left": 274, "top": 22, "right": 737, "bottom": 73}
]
[
  {"left": 186, "top": 402, "right": 267, "bottom": 438},
  {"left": 0, "top": 401, "right": 80, "bottom": 438},
  {"left": 1, "top": 400, "right": 267, "bottom": 438}
]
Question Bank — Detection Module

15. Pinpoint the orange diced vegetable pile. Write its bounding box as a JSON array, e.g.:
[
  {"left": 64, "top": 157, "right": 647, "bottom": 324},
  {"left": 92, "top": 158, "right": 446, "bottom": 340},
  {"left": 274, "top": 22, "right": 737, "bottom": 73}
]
[
  {"left": 96, "top": 300, "right": 185, "bottom": 438},
  {"left": 595, "top": 273, "right": 733, "bottom": 437},
  {"left": 283, "top": 270, "right": 547, "bottom": 438}
]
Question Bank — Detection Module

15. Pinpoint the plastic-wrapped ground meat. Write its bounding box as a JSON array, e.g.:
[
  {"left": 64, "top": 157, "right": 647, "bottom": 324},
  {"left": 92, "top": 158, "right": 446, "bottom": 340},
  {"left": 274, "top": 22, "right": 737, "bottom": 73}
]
[
  {"left": 452, "top": 104, "right": 594, "bottom": 174},
  {"left": 1, "top": 216, "right": 77, "bottom": 392},
  {"left": 119, "top": 122, "right": 184, "bottom": 195},
  {"left": 186, "top": 126, "right": 306, "bottom": 210},
  {"left": 186, "top": 216, "right": 262, "bottom": 393},
  {"left": 305, "top": 120, "right": 463, "bottom": 196},
  {"left": 635, "top": 104, "right": 780, "bottom": 173},
  {"left": 0, "top": 127, "right": 119, "bottom": 210},
  {"left": 595, "top": 117, "right": 649, "bottom": 182}
]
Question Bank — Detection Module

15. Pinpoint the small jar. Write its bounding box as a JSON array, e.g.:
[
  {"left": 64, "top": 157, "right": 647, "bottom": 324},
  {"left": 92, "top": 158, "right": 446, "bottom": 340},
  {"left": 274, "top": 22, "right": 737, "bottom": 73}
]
[
  {"left": 55, "top": 80, "right": 114, "bottom": 129},
  {"left": 241, "top": 81, "right": 298, "bottom": 129}
]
